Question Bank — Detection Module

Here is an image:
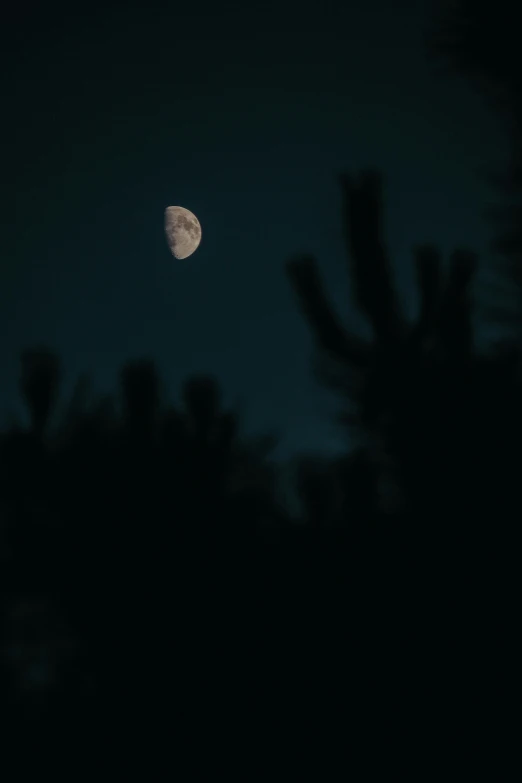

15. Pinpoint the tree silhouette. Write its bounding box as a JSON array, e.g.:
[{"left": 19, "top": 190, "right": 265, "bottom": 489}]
[
  {"left": 425, "top": 0, "right": 522, "bottom": 335},
  {"left": 425, "top": 0, "right": 521, "bottom": 125},
  {"left": 287, "top": 171, "right": 475, "bottom": 429},
  {"left": 286, "top": 168, "right": 522, "bottom": 572},
  {"left": 1, "top": 346, "right": 303, "bottom": 743},
  {"left": 3, "top": 168, "right": 521, "bottom": 761},
  {"left": 19, "top": 346, "right": 61, "bottom": 440},
  {"left": 120, "top": 358, "right": 162, "bottom": 441}
]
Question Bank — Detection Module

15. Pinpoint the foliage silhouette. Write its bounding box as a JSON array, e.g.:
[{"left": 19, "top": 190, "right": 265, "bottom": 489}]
[
  {"left": 287, "top": 171, "right": 476, "bottom": 430},
  {"left": 2, "top": 164, "right": 521, "bottom": 761},
  {"left": 19, "top": 346, "right": 61, "bottom": 439},
  {"left": 425, "top": 0, "right": 521, "bottom": 125},
  {"left": 425, "top": 0, "right": 522, "bottom": 333},
  {"left": 287, "top": 168, "right": 522, "bottom": 574}
]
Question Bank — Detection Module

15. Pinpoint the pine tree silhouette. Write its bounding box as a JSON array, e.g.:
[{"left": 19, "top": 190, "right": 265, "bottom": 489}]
[{"left": 287, "top": 168, "right": 522, "bottom": 573}]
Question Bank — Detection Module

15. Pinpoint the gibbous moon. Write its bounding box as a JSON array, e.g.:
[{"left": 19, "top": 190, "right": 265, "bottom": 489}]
[{"left": 164, "top": 206, "right": 202, "bottom": 259}]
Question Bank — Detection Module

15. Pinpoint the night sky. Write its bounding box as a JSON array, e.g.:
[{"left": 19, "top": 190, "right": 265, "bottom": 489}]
[{"left": 0, "top": 0, "right": 507, "bottom": 461}]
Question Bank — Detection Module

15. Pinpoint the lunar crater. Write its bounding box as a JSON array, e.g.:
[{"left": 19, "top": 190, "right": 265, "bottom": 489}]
[{"left": 165, "top": 206, "right": 202, "bottom": 259}]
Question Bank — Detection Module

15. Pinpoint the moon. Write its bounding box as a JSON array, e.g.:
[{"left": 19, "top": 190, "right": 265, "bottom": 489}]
[{"left": 164, "top": 206, "right": 202, "bottom": 259}]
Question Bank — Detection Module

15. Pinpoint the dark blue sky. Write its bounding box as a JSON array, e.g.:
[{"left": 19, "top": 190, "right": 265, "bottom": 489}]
[{"left": 0, "top": 0, "right": 507, "bottom": 460}]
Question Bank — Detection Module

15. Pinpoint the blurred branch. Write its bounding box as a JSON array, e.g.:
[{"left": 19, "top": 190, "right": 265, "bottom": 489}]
[
  {"left": 340, "top": 170, "right": 402, "bottom": 344},
  {"left": 286, "top": 254, "right": 369, "bottom": 368}
]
